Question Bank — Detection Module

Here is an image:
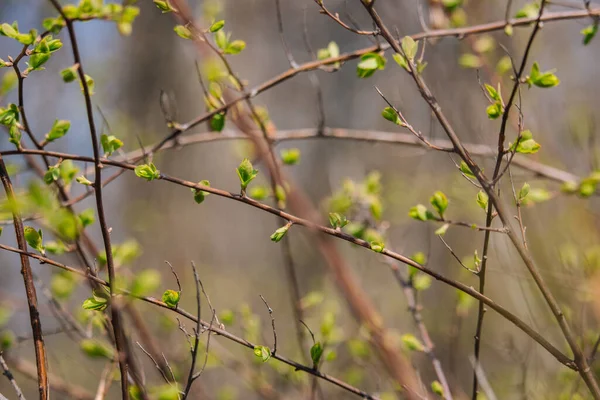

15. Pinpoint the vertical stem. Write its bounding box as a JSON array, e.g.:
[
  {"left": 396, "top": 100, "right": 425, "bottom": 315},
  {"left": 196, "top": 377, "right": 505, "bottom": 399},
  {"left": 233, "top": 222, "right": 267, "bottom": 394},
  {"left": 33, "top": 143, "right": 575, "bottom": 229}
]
[{"left": 0, "top": 155, "right": 48, "bottom": 400}]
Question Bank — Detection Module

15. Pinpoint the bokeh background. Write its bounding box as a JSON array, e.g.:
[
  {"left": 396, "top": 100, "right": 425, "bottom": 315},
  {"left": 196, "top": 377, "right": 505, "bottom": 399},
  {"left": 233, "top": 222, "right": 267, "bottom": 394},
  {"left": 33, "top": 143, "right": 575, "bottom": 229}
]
[{"left": 0, "top": 0, "right": 599, "bottom": 399}]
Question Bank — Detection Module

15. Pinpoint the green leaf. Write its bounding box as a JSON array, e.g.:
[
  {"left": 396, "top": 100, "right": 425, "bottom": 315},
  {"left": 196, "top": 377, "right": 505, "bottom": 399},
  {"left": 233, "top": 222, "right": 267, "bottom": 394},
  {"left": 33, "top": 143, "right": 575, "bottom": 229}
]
[
  {"left": 459, "top": 161, "right": 476, "bottom": 178},
  {"left": 60, "top": 65, "right": 79, "bottom": 83},
  {"left": 76, "top": 175, "right": 93, "bottom": 186},
  {"left": 381, "top": 107, "right": 403, "bottom": 125},
  {"left": 0, "top": 23, "right": 17, "bottom": 38},
  {"left": 430, "top": 191, "right": 448, "bottom": 217},
  {"left": 80, "top": 339, "right": 114, "bottom": 359},
  {"left": 209, "top": 20, "right": 225, "bottom": 32},
  {"left": 0, "top": 104, "right": 19, "bottom": 126},
  {"left": 130, "top": 270, "right": 161, "bottom": 297},
  {"left": 515, "top": 2, "right": 540, "bottom": 18},
  {"left": 253, "top": 345, "right": 271, "bottom": 362},
  {"left": 101, "top": 134, "right": 123, "bottom": 156},
  {"left": 24, "top": 226, "right": 44, "bottom": 255},
  {"left": 236, "top": 158, "right": 258, "bottom": 191},
  {"left": 153, "top": 0, "right": 177, "bottom": 13},
  {"left": 0, "top": 70, "right": 17, "bottom": 96},
  {"left": 214, "top": 30, "right": 228, "bottom": 50},
  {"left": 401, "top": 36, "right": 417, "bottom": 61},
  {"left": 357, "top": 53, "right": 386, "bottom": 78},
  {"left": 225, "top": 40, "right": 246, "bottom": 55},
  {"left": 486, "top": 102, "right": 503, "bottom": 119},
  {"left": 82, "top": 295, "right": 108, "bottom": 311},
  {"left": 134, "top": 163, "right": 160, "bottom": 181},
  {"left": 401, "top": 334, "right": 425, "bottom": 352},
  {"left": 29, "top": 53, "right": 50, "bottom": 70},
  {"left": 328, "top": 212, "right": 349, "bottom": 229},
  {"left": 476, "top": 190, "right": 488, "bottom": 210},
  {"left": 458, "top": 53, "right": 482, "bottom": 69},
  {"left": 249, "top": 186, "right": 269, "bottom": 200},
  {"left": 431, "top": 380, "right": 444, "bottom": 396},
  {"left": 192, "top": 180, "right": 211, "bottom": 204},
  {"left": 510, "top": 130, "right": 541, "bottom": 154},
  {"left": 45, "top": 119, "right": 71, "bottom": 143},
  {"left": 581, "top": 23, "right": 598, "bottom": 45},
  {"left": 518, "top": 182, "right": 530, "bottom": 202},
  {"left": 79, "top": 74, "right": 95, "bottom": 95},
  {"left": 527, "top": 62, "right": 560, "bottom": 88},
  {"left": 370, "top": 241, "right": 385, "bottom": 253},
  {"left": 409, "top": 204, "right": 433, "bottom": 221},
  {"left": 270, "top": 224, "right": 290, "bottom": 243},
  {"left": 392, "top": 53, "right": 409, "bottom": 71},
  {"left": 210, "top": 112, "right": 226, "bottom": 132},
  {"left": 496, "top": 56, "right": 513, "bottom": 75},
  {"left": 413, "top": 274, "right": 432, "bottom": 291},
  {"left": 473, "top": 35, "right": 495, "bottom": 53},
  {"left": 174, "top": 25, "right": 192, "bottom": 39},
  {"left": 522, "top": 188, "right": 552, "bottom": 205},
  {"left": 484, "top": 83, "right": 501, "bottom": 102},
  {"left": 162, "top": 290, "right": 180, "bottom": 308},
  {"left": 310, "top": 342, "right": 324, "bottom": 366},
  {"left": 435, "top": 223, "right": 449, "bottom": 236},
  {"left": 44, "top": 164, "right": 61, "bottom": 184},
  {"left": 78, "top": 208, "right": 95, "bottom": 228},
  {"left": 280, "top": 148, "right": 300, "bottom": 165},
  {"left": 50, "top": 272, "right": 76, "bottom": 299}
]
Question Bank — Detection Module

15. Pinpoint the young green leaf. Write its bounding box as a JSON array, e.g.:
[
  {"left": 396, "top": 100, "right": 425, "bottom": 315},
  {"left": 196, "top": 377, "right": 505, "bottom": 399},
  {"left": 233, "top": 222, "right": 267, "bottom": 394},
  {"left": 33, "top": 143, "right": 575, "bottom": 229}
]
[
  {"left": 401, "top": 334, "right": 425, "bottom": 352},
  {"left": 174, "top": 25, "right": 192, "bottom": 39},
  {"left": 130, "top": 270, "right": 161, "bottom": 297},
  {"left": 253, "top": 345, "right": 271, "bottom": 362},
  {"left": 60, "top": 65, "right": 78, "bottom": 82},
  {"left": 430, "top": 191, "right": 448, "bottom": 217},
  {"left": 224, "top": 40, "right": 246, "bottom": 55},
  {"left": 280, "top": 148, "right": 300, "bottom": 165},
  {"left": 162, "top": 290, "right": 181, "bottom": 308},
  {"left": 381, "top": 107, "right": 403, "bottom": 125},
  {"left": 431, "top": 380, "right": 444, "bottom": 396},
  {"left": 459, "top": 161, "right": 476, "bottom": 178},
  {"left": 209, "top": 20, "right": 225, "bottom": 32},
  {"left": 78, "top": 208, "right": 95, "bottom": 228},
  {"left": 134, "top": 163, "right": 160, "bottom": 181},
  {"left": 370, "top": 241, "right": 385, "bottom": 253},
  {"left": 510, "top": 130, "right": 541, "bottom": 154},
  {"left": 192, "top": 180, "right": 211, "bottom": 204},
  {"left": 76, "top": 175, "right": 93, "bottom": 186},
  {"left": 486, "top": 103, "right": 503, "bottom": 119},
  {"left": 581, "top": 23, "right": 598, "bottom": 45},
  {"left": 153, "top": 0, "right": 177, "bottom": 13},
  {"left": 236, "top": 158, "right": 258, "bottom": 191},
  {"left": 476, "top": 190, "right": 488, "bottom": 210},
  {"left": 434, "top": 223, "right": 449, "bottom": 236},
  {"left": 328, "top": 212, "right": 349, "bottom": 229},
  {"left": 392, "top": 53, "right": 409, "bottom": 71},
  {"left": 357, "top": 53, "right": 386, "bottom": 78},
  {"left": 409, "top": 204, "right": 433, "bottom": 221},
  {"left": 210, "top": 112, "right": 225, "bottom": 132},
  {"left": 270, "top": 224, "right": 290, "bottom": 243},
  {"left": 401, "top": 36, "right": 418, "bottom": 61},
  {"left": 249, "top": 186, "right": 269, "bottom": 200},
  {"left": 518, "top": 182, "right": 530, "bottom": 202},
  {"left": 82, "top": 295, "right": 108, "bottom": 311},
  {"left": 101, "top": 134, "right": 123, "bottom": 156},
  {"left": 80, "top": 339, "right": 114, "bottom": 359},
  {"left": 310, "top": 342, "right": 324, "bottom": 366},
  {"left": 24, "top": 226, "right": 44, "bottom": 255},
  {"left": 527, "top": 62, "right": 560, "bottom": 88},
  {"left": 44, "top": 164, "right": 61, "bottom": 184},
  {"left": 45, "top": 119, "right": 71, "bottom": 143},
  {"left": 458, "top": 53, "right": 482, "bottom": 69}
]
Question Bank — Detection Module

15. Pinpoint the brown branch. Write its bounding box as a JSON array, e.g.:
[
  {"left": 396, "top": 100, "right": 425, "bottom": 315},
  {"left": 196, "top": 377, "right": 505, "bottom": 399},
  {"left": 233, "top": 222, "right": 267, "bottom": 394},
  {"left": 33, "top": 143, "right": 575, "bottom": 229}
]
[
  {"left": 46, "top": 1, "right": 140, "bottom": 398},
  {"left": 0, "top": 155, "right": 48, "bottom": 399},
  {"left": 5, "top": 355, "right": 95, "bottom": 400},
  {"left": 0, "top": 352, "right": 26, "bottom": 400},
  {"left": 359, "top": 2, "right": 600, "bottom": 397}
]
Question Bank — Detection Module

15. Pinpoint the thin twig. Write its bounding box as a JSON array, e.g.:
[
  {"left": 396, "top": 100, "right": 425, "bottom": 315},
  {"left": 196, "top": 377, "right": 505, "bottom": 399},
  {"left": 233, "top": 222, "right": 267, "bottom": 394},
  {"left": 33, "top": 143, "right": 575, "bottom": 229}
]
[
  {"left": 259, "top": 295, "right": 278, "bottom": 355},
  {"left": 0, "top": 353, "right": 26, "bottom": 400}
]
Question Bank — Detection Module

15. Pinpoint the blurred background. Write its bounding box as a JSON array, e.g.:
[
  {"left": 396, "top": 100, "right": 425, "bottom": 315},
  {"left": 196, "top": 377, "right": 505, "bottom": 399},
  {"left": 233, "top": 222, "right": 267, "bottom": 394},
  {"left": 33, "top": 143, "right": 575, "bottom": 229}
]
[{"left": 0, "top": 0, "right": 599, "bottom": 398}]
